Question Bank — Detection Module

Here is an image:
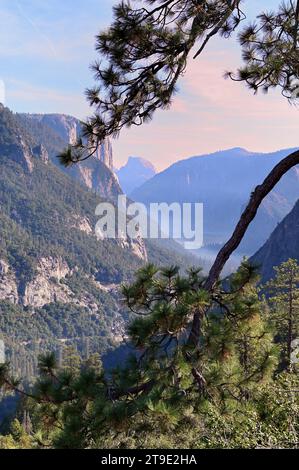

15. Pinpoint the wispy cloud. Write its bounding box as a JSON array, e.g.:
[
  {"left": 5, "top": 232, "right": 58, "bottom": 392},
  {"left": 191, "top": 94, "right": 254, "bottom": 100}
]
[
  {"left": 6, "top": 79, "right": 90, "bottom": 117},
  {"left": 113, "top": 46, "right": 299, "bottom": 170},
  {"left": 0, "top": 0, "right": 298, "bottom": 171},
  {"left": 0, "top": 1, "right": 98, "bottom": 62}
]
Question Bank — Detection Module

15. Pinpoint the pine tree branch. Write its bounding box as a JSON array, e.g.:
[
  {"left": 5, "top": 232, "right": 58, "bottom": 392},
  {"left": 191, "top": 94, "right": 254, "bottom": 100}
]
[
  {"left": 109, "top": 379, "right": 155, "bottom": 400},
  {"left": 193, "top": 0, "right": 241, "bottom": 59}
]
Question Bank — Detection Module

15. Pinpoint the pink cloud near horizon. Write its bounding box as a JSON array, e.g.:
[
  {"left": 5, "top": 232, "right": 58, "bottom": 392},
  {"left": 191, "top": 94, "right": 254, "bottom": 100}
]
[{"left": 113, "top": 46, "right": 299, "bottom": 171}]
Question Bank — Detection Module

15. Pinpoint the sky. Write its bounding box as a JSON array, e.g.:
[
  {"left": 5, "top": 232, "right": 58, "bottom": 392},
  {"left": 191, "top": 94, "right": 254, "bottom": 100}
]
[{"left": 0, "top": 0, "right": 298, "bottom": 170}]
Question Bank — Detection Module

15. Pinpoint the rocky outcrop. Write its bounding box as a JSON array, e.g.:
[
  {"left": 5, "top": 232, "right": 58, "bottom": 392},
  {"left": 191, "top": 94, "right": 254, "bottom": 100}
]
[
  {"left": 23, "top": 113, "right": 115, "bottom": 171},
  {"left": 19, "top": 138, "right": 34, "bottom": 173},
  {"left": 71, "top": 215, "right": 93, "bottom": 235},
  {"left": 0, "top": 260, "right": 8, "bottom": 275},
  {"left": 8, "top": 140, "right": 49, "bottom": 172},
  {"left": 22, "top": 257, "right": 73, "bottom": 308},
  {"left": 0, "top": 256, "right": 128, "bottom": 312},
  {"left": 33, "top": 144, "right": 49, "bottom": 164},
  {"left": 130, "top": 237, "right": 148, "bottom": 261},
  {"left": 100, "top": 138, "right": 114, "bottom": 170},
  {"left": 0, "top": 260, "right": 19, "bottom": 304},
  {"left": 68, "top": 158, "right": 122, "bottom": 201},
  {"left": 7, "top": 138, "right": 34, "bottom": 173},
  {"left": 0, "top": 339, "right": 5, "bottom": 363},
  {"left": 19, "top": 112, "right": 121, "bottom": 199},
  {"left": 0, "top": 105, "right": 52, "bottom": 172},
  {"left": 23, "top": 114, "right": 80, "bottom": 147},
  {"left": 117, "top": 237, "right": 148, "bottom": 262}
]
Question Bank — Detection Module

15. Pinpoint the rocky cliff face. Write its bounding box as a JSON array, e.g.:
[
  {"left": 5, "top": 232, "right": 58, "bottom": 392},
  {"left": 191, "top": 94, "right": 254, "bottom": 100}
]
[
  {"left": 0, "top": 104, "right": 191, "bottom": 379},
  {"left": 22, "top": 113, "right": 114, "bottom": 171},
  {"left": 67, "top": 156, "right": 122, "bottom": 202},
  {"left": 0, "top": 257, "right": 73, "bottom": 308},
  {"left": 0, "top": 259, "right": 18, "bottom": 304},
  {"left": 33, "top": 144, "right": 49, "bottom": 164},
  {"left": 0, "top": 105, "right": 149, "bottom": 315},
  {"left": 18, "top": 112, "right": 120, "bottom": 199},
  {"left": 100, "top": 138, "right": 114, "bottom": 170},
  {"left": 26, "top": 114, "right": 80, "bottom": 146},
  {"left": 0, "top": 105, "right": 50, "bottom": 173},
  {"left": 251, "top": 199, "right": 299, "bottom": 282},
  {"left": 117, "top": 237, "right": 148, "bottom": 262},
  {"left": 8, "top": 138, "right": 34, "bottom": 173},
  {"left": 22, "top": 257, "right": 72, "bottom": 308}
]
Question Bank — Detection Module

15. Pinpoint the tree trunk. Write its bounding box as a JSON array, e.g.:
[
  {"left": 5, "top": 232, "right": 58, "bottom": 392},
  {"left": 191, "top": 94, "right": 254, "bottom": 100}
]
[{"left": 188, "top": 149, "right": 299, "bottom": 347}]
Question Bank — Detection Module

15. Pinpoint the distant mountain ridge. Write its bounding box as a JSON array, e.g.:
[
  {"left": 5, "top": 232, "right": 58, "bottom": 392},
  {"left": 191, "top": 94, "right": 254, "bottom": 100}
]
[
  {"left": 131, "top": 147, "right": 299, "bottom": 254},
  {"left": 116, "top": 156, "right": 156, "bottom": 194}
]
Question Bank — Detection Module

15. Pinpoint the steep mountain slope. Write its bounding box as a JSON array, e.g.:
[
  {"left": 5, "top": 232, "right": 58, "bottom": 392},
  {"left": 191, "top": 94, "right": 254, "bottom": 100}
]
[
  {"left": 251, "top": 200, "right": 299, "bottom": 282},
  {"left": 0, "top": 105, "right": 192, "bottom": 378},
  {"left": 131, "top": 147, "right": 299, "bottom": 254},
  {"left": 18, "top": 113, "right": 114, "bottom": 170},
  {"left": 17, "top": 112, "right": 121, "bottom": 201},
  {"left": 117, "top": 157, "right": 156, "bottom": 194}
]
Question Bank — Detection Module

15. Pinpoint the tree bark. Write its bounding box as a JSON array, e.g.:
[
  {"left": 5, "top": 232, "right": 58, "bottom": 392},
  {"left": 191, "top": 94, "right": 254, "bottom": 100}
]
[
  {"left": 109, "top": 380, "right": 155, "bottom": 400},
  {"left": 188, "top": 149, "right": 299, "bottom": 347}
]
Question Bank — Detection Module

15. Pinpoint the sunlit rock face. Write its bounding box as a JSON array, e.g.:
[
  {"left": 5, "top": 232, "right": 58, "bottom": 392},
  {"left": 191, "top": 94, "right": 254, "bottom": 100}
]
[
  {"left": 99, "top": 138, "right": 114, "bottom": 171},
  {"left": 11, "top": 138, "right": 34, "bottom": 173},
  {"left": 0, "top": 259, "right": 19, "bottom": 305},
  {"left": 22, "top": 113, "right": 114, "bottom": 171},
  {"left": 67, "top": 157, "right": 122, "bottom": 202},
  {"left": 22, "top": 257, "right": 73, "bottom": 308},
  {"left": 19, "top": 113, "right": 120, "bottom": 199},
  {"left": 33, "top": 144, "right": 49, "bottom": 164},
  {"left": 0, "top": 339, "right": 5, "bottom": 364}
]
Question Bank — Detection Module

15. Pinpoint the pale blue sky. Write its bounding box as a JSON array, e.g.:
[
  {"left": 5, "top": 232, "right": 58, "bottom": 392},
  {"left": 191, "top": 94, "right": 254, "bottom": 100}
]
[{"left": 0, "top": 0, "right": 297, "bottom": 169}]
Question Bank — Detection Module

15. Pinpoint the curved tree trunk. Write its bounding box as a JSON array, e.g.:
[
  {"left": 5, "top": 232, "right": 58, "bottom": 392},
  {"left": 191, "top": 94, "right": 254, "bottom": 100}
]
[{"left": 188, "top": 149, "right": 299, "bottom": 346}]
